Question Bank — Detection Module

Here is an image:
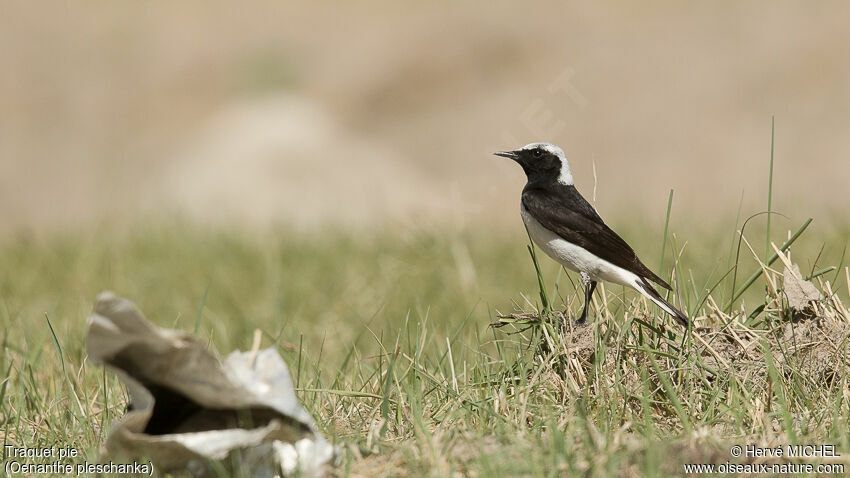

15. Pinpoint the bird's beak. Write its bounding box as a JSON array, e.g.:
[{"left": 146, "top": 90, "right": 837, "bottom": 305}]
[{"left": 493, "top": 151, "right": 519, "bottom": 160}]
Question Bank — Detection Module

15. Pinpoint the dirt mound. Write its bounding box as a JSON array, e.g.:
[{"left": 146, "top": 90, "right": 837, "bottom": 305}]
[
  {"left": 494, "top": 292, "right": 850, "bottom": 398},
  {"left": 772, "top": 316, "right": 850, "bottom": 385}
]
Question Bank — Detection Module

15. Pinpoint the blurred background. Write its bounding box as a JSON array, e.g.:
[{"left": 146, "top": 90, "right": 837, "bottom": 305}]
[
  {"left": 1, "top": 1, "right": 848, "bottom": 237},
  {"left": 2, "top": 4, "right": 848, "bottom": 471}
]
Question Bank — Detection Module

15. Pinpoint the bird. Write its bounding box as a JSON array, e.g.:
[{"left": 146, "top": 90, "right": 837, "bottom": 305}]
[{"left": 495, "top": 142, "right": 689, "bottom": 327}]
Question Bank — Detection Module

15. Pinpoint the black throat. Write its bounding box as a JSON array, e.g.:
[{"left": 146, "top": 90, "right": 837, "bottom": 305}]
[
  {"left": 522, "top": 178, "right": 601, "bottom": 223},
  {"left": 522, "top": 173, "right": 568, "bottom": 196}
]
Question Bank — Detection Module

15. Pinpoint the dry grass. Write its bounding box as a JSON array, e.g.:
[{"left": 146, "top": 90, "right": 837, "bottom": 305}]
[{"left": 1, "top": 222, "right": 849, "bottom": 476}]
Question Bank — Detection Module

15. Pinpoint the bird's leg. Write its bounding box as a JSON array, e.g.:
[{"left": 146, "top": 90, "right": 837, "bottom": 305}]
[{"left": 577, "top": 272, "right": 597, "bottom": 325}]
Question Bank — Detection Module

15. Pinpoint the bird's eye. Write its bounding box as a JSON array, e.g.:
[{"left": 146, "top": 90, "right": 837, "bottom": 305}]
[{"left": 532, "top": 149, "right": 543, "bottom": 158}]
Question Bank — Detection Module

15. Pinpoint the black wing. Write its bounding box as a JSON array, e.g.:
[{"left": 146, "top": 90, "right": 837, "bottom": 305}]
[{"left": 522, "top": 186, "right": 671, "bottom": 290}]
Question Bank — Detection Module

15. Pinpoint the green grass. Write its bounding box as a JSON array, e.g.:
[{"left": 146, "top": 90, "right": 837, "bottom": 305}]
[{"left": 0, "top": 217, "right": 849, "bottom": 476}]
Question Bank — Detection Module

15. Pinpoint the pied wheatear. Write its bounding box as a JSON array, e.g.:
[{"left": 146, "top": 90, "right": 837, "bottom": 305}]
[{"left": 495, "top": 142, "right": 689, "bottom": 327}]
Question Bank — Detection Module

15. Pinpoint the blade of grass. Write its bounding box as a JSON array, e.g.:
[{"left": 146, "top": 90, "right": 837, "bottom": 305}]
[
  {"left": 725, "top": 217, "right": 812, "bottom": 312},
  {"left": 659, "top": 189, "right": 674, "bottom": 273},
  {"left": 437, "top": 301, "right": 477, "bottom": 367},
  {"left": 194, "top": 280, "right": 211, "bottom": 334},
  {"left": 525, "top": 225, "right": 550, "bottom": 314},
  {"left": 830, "top": 245, "right": 846, "bottom": 286},
  {"left": 298, "top": 388, "right": 391, "bottom": 402},
  {"left": 0, "top": 360, "right": 13, "bottom": 414},
  {"left": 44, "top": 313, "right": 85, "bottom": 418},
  {"left": 806, "top": 266, "right": 836, "bottom": 281},
  {"left": 725, "top": 190, "right": 746, "bottom": 303},
  {"left": 765, "top": 116, "right": 775, "bottom": 260},
  {"left": 648, "top": 354, "right": 692, "bottom": 435},
  {"left": 763, "top": 342, "right": 797, "bottom": 443}
]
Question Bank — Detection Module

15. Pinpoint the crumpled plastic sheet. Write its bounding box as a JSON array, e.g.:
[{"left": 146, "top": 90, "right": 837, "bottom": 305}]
[{"left": 86, "top": 291, "right": 336, "bottom": 477}]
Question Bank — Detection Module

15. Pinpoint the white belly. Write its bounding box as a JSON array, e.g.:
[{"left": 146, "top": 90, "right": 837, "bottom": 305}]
[{"left": 520, "top": 203, "right": 639, "bottom": 287}]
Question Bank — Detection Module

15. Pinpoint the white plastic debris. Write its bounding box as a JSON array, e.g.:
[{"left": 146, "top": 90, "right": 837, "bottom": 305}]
[{"left": 86, "top": 291, "right": 336, "bottom": 477}]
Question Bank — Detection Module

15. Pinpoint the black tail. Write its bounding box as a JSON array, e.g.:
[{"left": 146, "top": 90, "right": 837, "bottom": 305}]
[{"left": 635, "top": 277, "right": 689, "bottom": 327}]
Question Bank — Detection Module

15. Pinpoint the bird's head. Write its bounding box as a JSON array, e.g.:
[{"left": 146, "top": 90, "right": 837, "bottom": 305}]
[{"left": 494, "top": 142, "right": 573, "bottom": 185}]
